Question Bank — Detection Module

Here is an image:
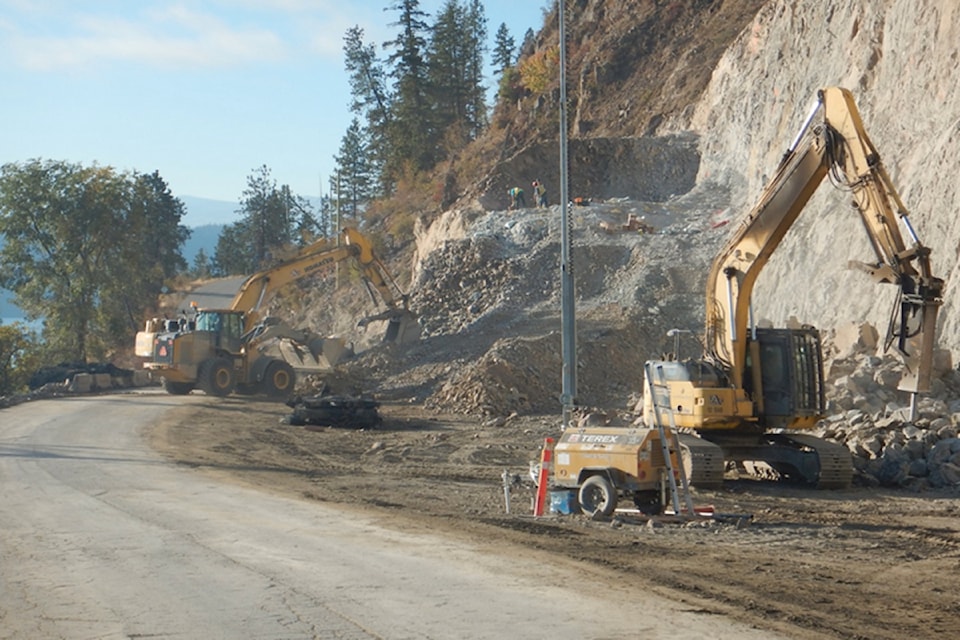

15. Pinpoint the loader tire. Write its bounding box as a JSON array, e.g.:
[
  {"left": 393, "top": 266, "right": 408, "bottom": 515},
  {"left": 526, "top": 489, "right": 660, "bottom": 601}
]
[
  {"left": 262, "top": 360, "right": 295, "bottom": 397},
  {"left": 198, "top": 357, "right": 236, "bottom": 397},
  {"left": 578, "top": 475, "right": 617, "bottom": 517},
  {"left": 163, "top": 379, "right": 194, "bottom": 395}
]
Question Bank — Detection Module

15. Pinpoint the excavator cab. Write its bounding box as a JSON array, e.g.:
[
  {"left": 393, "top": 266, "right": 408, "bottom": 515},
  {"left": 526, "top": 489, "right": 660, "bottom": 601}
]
[{"left": 744, "top": 328, "right": 825, "bottom": 430}]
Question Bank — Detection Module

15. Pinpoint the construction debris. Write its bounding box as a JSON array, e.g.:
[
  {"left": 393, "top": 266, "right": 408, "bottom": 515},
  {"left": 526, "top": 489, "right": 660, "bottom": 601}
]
[
  {"left": 285, "top": 191, "right": 960, "bottom": 493},
  {"left": 283, "top": 393, "right": 381, "bottom": 429},
  {"left": 599, "top": 213, "right": 655, "bottom": 234}
]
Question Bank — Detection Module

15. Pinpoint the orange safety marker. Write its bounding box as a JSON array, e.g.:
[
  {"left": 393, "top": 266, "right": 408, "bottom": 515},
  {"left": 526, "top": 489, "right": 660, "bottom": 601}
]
[{"left": 533, "top": 437, "right": 555, "bottom": 516}]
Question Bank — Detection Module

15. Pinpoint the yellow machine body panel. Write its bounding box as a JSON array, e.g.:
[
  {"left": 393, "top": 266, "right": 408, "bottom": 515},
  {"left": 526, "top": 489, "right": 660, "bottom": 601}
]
[
  {"left": 552, "top": 427, "right": 678, "bottom": 492},
  {"left": 643, "top": 382, "right": 753, "bottom": 430}
]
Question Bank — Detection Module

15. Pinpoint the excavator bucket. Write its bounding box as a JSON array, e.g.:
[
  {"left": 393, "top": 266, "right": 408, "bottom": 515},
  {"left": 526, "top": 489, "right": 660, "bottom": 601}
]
[
  {"left": 358, "top": 309, "right": 421, "bottom": 345},
  {"left": 307, "top": 336, "right": 354, "bottom": 368},
  {"left": 383, "top": 311, "right": 421, "bottom": 345}
]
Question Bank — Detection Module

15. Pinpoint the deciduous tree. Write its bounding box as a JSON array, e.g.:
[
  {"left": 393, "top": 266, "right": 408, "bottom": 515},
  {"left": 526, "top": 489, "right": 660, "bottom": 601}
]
[
  {"left": 0, "top": 321, "right": 39, "bottom": 395},
  {"left": 0, "top": 159, "right": 189, "bottom": 361}
]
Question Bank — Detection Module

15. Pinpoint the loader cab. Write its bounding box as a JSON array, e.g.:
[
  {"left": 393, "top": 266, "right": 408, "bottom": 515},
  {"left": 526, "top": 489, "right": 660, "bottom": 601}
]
[{"left": 194, "top": 310, "right": 245, "bottom": 353}]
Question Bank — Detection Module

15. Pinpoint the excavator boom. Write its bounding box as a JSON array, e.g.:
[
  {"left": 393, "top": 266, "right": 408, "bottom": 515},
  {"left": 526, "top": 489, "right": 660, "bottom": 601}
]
[
  {"left": 705, "top": 87, "right": 943, "bottom": 394},
  {"left": 136, "top": 227, "right": 419, "bottom": 397},
  {"left": 230, "top": 227, "right": 412, "bottom": 331}
]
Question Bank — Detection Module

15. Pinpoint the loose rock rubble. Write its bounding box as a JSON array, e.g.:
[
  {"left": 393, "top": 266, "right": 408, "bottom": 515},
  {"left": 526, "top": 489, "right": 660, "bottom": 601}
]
[
  {"left": 1, "top": 362, "right": 154, "bottom": 409},
  {"left": 292, "top": 187, "right": 960, "bottom": 494},
  {"left": 815, "top": 325, "right": 960, "bottom": 489}
]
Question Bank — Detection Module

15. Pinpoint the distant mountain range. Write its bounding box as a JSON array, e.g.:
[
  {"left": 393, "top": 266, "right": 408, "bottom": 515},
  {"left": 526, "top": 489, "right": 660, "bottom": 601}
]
[{"left": 180, "top": 196, "right": 240, "bottom": 228}]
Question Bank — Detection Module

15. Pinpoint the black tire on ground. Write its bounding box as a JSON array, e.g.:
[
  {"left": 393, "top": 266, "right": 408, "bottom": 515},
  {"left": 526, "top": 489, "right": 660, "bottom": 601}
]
[
  {"left": 162, "top": 379, "right": 194, "bottom": 395},
  {"left": 198, "top": 357, "right": 236, "bottom": 397},
  {"left": 262, "top": 360, "right": 295, "bottom": 397},
  {"left": 578, "top": 475, "right": 617, "bottom": 517}
]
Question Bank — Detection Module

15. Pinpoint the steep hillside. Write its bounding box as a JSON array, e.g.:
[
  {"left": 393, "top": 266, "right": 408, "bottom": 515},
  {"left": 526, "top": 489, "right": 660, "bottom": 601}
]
[
  {"left": 466, "top": 0, "right": 959, "bottom": 354},
  {"left": 284, "top": 0, "right": 959, "bottom": 424},
  {"left": 679, "top": 0, "right": 960, "bottom": 356}
]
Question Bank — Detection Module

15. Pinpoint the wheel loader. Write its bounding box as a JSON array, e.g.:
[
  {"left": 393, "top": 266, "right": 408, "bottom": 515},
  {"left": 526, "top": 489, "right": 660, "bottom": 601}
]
[{"left": 135, "top": 228, "right": 420, "bottom": 397}]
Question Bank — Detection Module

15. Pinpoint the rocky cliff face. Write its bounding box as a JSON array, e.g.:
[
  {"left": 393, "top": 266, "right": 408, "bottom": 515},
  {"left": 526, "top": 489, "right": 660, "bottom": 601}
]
[
  {"left": 481, "top": 0, "right": 959, "bottom": 356},
  {"left": 681, "top": 0, "right": 960, "bottom": 355}
]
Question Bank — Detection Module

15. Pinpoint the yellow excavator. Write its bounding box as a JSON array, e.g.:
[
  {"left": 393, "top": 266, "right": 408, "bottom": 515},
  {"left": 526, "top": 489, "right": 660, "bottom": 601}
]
[
  {"left": 549, "top": 88, "right": 943, "bottom": 515},
  {"left": 135, "top": 227, "right": 419, "bottom": 397},
  {"left": 643, "top": 87, "right": 943, "bottom": 488}
]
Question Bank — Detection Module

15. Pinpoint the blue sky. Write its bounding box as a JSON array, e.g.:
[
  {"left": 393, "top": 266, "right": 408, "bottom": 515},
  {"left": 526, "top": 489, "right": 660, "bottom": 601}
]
[{"left": 0, "top": 0, "right": 551, "bottom": 212}]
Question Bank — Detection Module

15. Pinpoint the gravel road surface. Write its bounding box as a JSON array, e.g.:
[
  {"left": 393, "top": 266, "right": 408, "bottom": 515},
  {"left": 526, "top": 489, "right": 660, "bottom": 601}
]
[{"left": 0, "top": 392, "right": 776, "bottom": 639}]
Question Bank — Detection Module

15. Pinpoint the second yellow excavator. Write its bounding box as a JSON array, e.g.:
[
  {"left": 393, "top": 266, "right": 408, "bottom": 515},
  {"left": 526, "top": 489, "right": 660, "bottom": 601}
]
[
  {"left": 547, "top": 88, "right": 943, "bottom": 516},
  {"left": 135, "top": 228, "right": 419, "bottom": 397}
]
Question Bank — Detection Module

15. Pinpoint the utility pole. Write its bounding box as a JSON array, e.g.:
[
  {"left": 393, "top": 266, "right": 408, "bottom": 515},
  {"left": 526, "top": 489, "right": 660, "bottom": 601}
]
[
  {"left": 335, "top": 170, "right": 342, "bottom": 288},
  {"left": 558, "top": 0, "right": 577, "bottom": 430}
]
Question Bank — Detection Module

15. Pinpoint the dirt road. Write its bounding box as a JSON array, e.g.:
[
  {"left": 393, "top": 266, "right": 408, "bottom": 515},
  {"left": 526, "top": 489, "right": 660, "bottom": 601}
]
[
  {"left": 0, "top": 392, "right": 775, "bottom": 639},
  {"left": 149, "top": 396, "right": 960, "bottom": 640}
]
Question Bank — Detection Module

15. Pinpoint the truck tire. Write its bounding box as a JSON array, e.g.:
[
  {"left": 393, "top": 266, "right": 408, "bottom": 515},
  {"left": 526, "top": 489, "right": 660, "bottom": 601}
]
[
  {"left": 262, "top": 361, "right": 295, "bottom": 397},
  {"left": 163, "top": 379, "right": 194, "bottom": 395},
  {"left": 578, "top": 475, "right": 617, "bottom": 517},
  {"left": 198, "top": 357, "right": 236, "bottom": 397}
]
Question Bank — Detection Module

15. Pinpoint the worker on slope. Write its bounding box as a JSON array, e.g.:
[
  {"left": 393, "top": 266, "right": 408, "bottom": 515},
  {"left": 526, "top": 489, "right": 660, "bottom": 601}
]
[
  {"left": 508, "top": 186, "right": 526, "bottom": 210},
  {"left": 532, "top": 180, "right": 547, "bottom": 207}
]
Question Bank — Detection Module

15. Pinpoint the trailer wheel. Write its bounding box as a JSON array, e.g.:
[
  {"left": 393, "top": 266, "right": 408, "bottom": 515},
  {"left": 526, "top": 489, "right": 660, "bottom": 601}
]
[
  {"left": 163, "top": 379, "right": 194, "bottom": 395},
  {"left": 198, "top": 357, "right": 236, "bottom": 397},
  {"left": 262, "top": 361, "right": 295, "bottom": 397},
  {"left": 578, "top": 475, "right": 617, "bottom": 517}
]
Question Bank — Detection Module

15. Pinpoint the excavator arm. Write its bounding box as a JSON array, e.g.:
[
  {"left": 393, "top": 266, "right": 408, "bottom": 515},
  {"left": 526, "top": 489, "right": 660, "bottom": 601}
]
[
  {"left": 341, "top": 227, "right": 412, "bottom": 320},
  {"left": 705, "top": 87, "right": 943, "bottom": 393},
  {"left": 229, "top": 227, "right": 412, "bottom": 331}
]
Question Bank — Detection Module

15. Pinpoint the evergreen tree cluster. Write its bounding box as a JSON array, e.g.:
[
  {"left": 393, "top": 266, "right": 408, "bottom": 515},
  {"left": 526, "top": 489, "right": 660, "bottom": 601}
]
[
  {"left": 335, "top": 0, "right": 519, "bottom": 211},
  {"left": 214, "top": 165, "right": 327, "bottom": 276}
]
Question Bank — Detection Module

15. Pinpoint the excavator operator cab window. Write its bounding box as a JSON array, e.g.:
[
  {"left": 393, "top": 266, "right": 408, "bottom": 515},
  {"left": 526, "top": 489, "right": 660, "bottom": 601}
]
[{"left": 657, "top": 360, "right": 726, "bottom": 388}]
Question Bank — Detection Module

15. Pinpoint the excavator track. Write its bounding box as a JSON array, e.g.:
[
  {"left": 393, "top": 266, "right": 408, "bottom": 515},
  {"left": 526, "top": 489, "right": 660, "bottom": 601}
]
[
  {"left": 688, "top": 432, "right": 854, "bottom": 489},
  {"left": 677, "top": 433, "right": 725, "bottom": 489},
  {"left": 779, "top": 434, "right": 854, "bottom": 489}
]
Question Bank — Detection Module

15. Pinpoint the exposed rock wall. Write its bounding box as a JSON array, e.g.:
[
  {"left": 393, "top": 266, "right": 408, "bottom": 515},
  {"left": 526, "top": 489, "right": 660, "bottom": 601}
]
[
  {"left": 684, "top": 0, "right": 960, "bottom": 355},
  {"left": 478, "top": 135, "right": 700, "bottom": 211}
]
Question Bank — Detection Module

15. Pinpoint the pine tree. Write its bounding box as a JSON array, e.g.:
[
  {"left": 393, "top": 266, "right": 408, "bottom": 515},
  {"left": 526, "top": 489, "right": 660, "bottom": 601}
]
[
  {"left": 213, "top": 166, "right": 315, "bottom": 275},
  {"left": 492, "top": 22, "right": 516, "bottom": 74},
  {"left": 343, "top": 26, "right": 390, "bottom": 187},
  {"left": 429, "top": 1, "right": 489, "bottom": 147},
  {"left": 192, "top": 248, "right": 211, "bottom": 279},
  {"left": 428, "top": 0, "right": 468, "bottom": 149},
  {"left": 463, "top": 0, "right": 489, "bottom": 139},
  {"left": 383, "top": 0, "right": 435, "bottom": 176},
  {"left": 332, "top": 118, "right": 376, "bottom": 222}
]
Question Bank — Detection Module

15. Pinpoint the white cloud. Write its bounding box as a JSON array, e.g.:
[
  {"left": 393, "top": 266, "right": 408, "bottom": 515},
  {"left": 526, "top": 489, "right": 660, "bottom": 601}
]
[{"left": 4, "top": 3, "right": 291, "bottom": 71}]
